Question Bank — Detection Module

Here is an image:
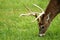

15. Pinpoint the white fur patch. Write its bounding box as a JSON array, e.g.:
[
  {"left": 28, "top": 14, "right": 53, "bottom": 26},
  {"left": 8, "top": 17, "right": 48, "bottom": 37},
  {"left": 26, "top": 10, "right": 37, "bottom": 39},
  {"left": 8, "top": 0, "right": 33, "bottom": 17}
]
[
  {"left": 47, "top": 14, "right": 50, "bottom": 21},
  {"left": 39, "top": 34, "right": 45, "bottom": 37}
]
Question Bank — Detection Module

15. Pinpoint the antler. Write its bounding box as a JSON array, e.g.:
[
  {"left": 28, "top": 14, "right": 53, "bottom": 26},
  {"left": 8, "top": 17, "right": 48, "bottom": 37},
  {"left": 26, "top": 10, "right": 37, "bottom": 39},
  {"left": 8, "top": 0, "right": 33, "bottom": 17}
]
[
  {"left": 33, "top": 4, "right": 44, "bottom": 12},
  {"left": 20, "top": 4, "right": 44, "bottom": 22},
  {"left": 32, "top": 12, "right": 44, "bottom": 22},
  {"left": 32, "top": 4, "right": 44, "bottom": 22},
  {"left": 20, "top": 12, "right": 38, "bottom": 16},
  {"left": 20, "top": 4, "right": 38, "bottom": 17}
]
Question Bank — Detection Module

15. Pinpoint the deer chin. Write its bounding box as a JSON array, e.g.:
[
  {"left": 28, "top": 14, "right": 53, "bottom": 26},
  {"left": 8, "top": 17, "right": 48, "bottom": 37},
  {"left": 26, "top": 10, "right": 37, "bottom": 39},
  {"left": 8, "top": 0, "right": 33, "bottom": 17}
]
[{"left": 39, "top": 34, "right": 45, "bottom": 37}]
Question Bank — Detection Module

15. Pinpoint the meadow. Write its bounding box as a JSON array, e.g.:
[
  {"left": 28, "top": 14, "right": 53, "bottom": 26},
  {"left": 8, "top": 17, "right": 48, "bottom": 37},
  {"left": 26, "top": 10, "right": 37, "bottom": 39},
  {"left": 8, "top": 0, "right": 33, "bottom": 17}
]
[{"left": 0, "top": 0, "right": 60, "bottom": 40}]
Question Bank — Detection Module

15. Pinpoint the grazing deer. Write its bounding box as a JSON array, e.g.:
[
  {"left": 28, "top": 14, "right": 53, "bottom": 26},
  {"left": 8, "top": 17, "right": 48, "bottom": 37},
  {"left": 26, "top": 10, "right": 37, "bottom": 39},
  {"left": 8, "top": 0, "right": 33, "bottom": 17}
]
[{"left": 20, "top": 0, "right": 60, "bottom": 36}]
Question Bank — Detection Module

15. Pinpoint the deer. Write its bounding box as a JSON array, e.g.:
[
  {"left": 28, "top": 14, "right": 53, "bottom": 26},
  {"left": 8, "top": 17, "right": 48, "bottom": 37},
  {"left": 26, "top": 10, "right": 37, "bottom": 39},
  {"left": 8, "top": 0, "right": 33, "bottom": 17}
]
[{"left": 20, "top": 0, "right": 60, "bottom": 37}]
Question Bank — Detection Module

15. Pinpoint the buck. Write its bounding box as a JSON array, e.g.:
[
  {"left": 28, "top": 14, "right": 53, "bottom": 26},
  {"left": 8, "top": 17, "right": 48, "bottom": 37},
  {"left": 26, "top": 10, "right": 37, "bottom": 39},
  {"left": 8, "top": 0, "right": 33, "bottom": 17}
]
[{"left": 20, "top": 0, "right": 60, "bottom": 36}]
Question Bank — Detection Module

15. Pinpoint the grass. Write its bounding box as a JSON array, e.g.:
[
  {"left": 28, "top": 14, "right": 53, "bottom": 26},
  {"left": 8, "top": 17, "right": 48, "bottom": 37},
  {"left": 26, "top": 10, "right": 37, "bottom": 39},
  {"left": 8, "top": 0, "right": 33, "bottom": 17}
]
[{"left": 0, "top": 0, "right": 60, "bottom": 40}]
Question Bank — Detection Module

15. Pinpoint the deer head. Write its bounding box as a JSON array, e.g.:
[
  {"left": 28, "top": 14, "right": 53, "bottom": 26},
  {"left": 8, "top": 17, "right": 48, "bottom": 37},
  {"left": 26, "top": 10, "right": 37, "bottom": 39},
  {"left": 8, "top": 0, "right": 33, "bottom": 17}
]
[
  {"left": 19, "top": 4, "right": 54, "bottom": 37},
  {"left": 38, "top": 13, "right": 51, "bottom": 36},
  {"left": 20, "top": 0, "right": 60, "bottom": 37},
  {"left": 20, "top": 4, "right": 47, "bottom": 36}
]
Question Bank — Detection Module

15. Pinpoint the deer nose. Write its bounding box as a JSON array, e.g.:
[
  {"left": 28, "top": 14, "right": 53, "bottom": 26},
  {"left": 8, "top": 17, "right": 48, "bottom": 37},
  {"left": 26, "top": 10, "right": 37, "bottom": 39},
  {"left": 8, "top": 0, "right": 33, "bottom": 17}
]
[{"left": 39, "top": 25, "right": 45, "bottom": 35}]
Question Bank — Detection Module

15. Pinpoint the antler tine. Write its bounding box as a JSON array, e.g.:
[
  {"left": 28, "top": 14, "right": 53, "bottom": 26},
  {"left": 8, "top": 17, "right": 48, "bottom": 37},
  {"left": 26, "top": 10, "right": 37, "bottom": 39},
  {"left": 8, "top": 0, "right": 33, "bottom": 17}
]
[
  {"left": 23, "top": 4, "right": 32, "bottom": 12},
  {"left": 33, "top": 4, "right": 44, "bottom": 12},
  {"left": 20, "top": 4, "right": 33, "bottom": 16},
  {"left": 20, "top": 4, "right": 38, "bottom": 17},
  {"left": 32, "top": 12, "right": 44, "bottom": 22},
  {"left": 32, "top": 4, "right": 45, "bottom": 22}
]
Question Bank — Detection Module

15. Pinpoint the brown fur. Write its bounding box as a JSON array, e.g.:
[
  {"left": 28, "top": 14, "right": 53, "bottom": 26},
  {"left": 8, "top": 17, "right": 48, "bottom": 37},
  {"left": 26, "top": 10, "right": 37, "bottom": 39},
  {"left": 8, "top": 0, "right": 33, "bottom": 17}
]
[{"left": 38, "top": 0, "right": 60, "bottom": 34}]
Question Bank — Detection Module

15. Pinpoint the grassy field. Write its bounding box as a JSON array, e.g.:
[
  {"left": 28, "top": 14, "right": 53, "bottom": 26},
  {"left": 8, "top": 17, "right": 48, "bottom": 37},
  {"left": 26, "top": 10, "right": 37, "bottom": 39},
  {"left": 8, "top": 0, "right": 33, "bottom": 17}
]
[{"left": 0, "top": 0, "right": 60, "bottom": 40}]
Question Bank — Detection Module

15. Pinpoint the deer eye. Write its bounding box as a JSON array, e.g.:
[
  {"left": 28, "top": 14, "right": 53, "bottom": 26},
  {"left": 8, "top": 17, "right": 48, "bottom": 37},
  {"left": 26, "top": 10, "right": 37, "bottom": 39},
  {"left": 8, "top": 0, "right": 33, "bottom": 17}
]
[{"left": 41, "top": 25, "right": 44, "bottom": 29}]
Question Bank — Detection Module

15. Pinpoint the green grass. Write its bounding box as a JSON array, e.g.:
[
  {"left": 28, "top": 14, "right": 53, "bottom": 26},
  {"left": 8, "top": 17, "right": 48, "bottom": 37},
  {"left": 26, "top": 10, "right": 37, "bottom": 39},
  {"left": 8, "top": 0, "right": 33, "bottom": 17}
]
[{"left": 0, "top": 0, "right": 60, "bottom": 40}]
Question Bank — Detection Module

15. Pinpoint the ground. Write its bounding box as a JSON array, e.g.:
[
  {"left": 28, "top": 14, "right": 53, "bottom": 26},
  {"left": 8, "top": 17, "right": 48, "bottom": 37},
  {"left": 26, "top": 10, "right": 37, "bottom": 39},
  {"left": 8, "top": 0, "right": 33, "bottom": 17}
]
[{"left": 0, "top": 0, "right": 60, "bottom": 40}]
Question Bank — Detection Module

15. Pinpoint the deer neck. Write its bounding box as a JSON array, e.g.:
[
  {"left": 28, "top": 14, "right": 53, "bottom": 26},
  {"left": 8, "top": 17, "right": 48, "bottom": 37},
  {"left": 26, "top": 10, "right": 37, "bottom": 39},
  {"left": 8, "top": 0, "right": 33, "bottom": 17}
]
[{"left": 42, "top": 0, "right": 60, "bottom": 24}]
